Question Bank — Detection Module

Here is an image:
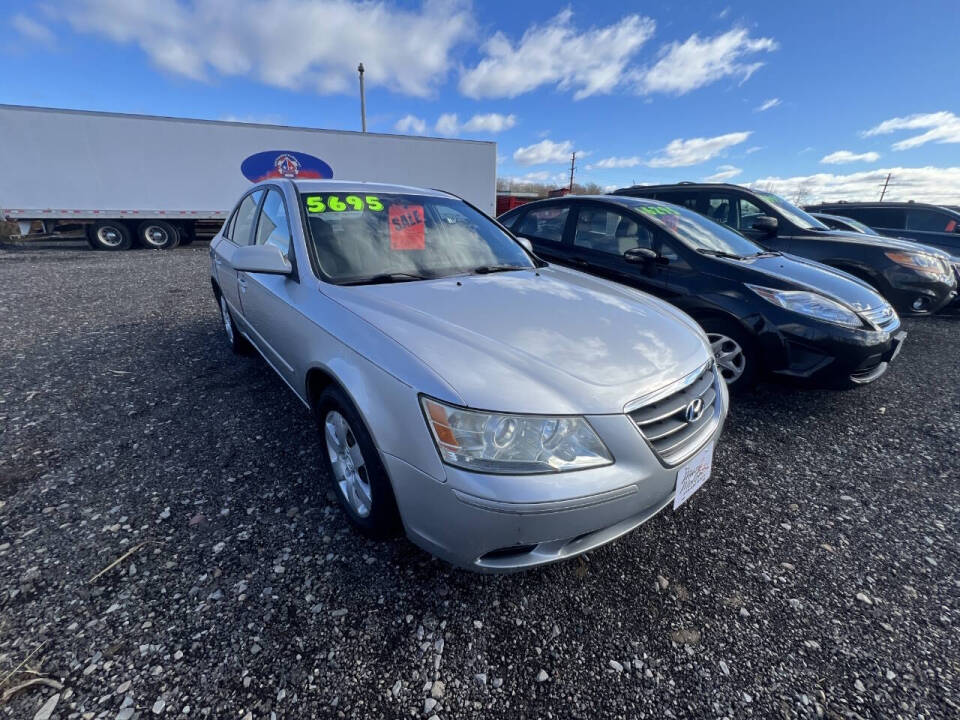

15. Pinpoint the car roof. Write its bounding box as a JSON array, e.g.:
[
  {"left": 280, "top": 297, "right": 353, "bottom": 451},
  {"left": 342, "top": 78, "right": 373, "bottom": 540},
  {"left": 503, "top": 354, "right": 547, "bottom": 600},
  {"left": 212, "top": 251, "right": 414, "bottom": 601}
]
[
  {"left": 289, "top": 179, "right": 455, "bottom": 199},
  {"left": 811, "top": 212, "right": 853, "bottom": 221},
  {"left": 811, "top": 200, "right": 956, "bottom": 211},
  {"left": 508, "top": 194, "right": 670, "bottom": 211},
  {"left": 613, "top": 182, "right": 748, "bottom": 193}
]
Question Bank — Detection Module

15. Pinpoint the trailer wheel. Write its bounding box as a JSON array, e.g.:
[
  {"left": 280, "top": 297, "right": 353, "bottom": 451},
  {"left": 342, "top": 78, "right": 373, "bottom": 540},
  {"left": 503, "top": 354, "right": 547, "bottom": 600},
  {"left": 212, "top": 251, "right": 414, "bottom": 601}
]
[
  {"left": 177, "top": 224, "right": 195, "bottom": 246},
  {"left": 136, "top": 220, "right": 180, "bottom": 250},
  {"left": 87, "top": 221, "right": 133, "bottom": 251}
]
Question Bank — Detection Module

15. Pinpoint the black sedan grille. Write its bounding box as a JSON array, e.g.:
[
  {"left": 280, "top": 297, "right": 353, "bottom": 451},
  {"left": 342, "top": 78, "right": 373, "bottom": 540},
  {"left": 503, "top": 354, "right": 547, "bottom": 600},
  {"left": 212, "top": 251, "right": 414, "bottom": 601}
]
[{"left": 628, "top": 363, "right": 721, "bottom": 466}]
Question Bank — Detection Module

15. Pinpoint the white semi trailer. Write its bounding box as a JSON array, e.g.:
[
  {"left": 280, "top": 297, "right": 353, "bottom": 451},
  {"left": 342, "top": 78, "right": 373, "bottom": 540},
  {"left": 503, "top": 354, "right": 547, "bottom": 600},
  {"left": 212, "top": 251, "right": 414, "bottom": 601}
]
[{"left": 0, "top": 105, "right": 496, "bottom": 250}]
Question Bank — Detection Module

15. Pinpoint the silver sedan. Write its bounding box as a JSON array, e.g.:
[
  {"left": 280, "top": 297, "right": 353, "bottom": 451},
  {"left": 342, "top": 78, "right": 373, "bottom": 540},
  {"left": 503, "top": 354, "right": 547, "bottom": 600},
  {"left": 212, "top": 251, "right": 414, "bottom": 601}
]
[{"left": 210, "top": 179, "right": 728, "bottom": 571}]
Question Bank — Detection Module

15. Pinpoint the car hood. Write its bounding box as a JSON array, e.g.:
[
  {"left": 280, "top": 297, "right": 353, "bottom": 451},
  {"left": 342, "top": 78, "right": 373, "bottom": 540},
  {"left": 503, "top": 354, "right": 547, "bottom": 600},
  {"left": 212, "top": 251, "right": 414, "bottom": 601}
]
[
  {"left": 715, "top": 253, "right": 888, "bottom": 311},
  {"left": 812, "top": 229, "right": 952, "bottom": 258},
  {"left": 323, "top": 265, "right": 711, "bottom": 415}
]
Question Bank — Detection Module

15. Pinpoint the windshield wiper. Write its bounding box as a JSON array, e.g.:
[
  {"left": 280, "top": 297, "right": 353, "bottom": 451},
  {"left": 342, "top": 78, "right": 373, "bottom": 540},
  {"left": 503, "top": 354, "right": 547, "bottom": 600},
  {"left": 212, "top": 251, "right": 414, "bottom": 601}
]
[
  {"left": 340, "top": 272, "right": 429, "bottom": 286},
  {"left": 696, "top": 248, "right": 745, "bottom": 260},
  {"left": 471, "top": 265, "right": 529, "bottom": 274},
  {"left": 750, "top": 250, "right": 781, "bottom": 257}
]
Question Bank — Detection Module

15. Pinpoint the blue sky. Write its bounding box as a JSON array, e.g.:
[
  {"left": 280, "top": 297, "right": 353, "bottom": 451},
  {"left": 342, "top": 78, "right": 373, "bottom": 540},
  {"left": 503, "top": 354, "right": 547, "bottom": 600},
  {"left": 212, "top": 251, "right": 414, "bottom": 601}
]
[{"left": 4, "top": 0, "right": 960, "bottom": 202}]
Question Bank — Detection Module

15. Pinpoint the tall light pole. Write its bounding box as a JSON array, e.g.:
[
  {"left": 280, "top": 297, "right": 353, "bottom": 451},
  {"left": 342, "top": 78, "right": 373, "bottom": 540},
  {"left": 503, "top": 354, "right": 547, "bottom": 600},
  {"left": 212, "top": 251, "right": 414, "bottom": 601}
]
[{"left": 358, "top": 63, "right": 367, "bottom": 132}]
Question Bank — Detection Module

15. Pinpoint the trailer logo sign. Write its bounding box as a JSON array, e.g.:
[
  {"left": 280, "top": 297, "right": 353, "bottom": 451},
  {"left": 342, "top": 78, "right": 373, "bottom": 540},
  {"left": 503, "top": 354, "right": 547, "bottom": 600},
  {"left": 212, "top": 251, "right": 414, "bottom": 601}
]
[{"left": 241, "top": 151, "right": 333, "bottom": 182}]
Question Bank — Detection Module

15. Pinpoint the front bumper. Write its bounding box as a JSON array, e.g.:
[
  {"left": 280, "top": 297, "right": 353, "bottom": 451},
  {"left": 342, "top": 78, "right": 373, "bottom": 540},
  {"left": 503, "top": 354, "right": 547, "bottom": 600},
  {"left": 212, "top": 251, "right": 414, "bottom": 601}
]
[
  {"left": 386, "top": 396, "right": 727, "bottom": 572},
  {"left": 883, "top": 268, "right": 956, "bottom": 315},
  {"left": 751, "top": 309, "right": 906, "bottom": 387}
]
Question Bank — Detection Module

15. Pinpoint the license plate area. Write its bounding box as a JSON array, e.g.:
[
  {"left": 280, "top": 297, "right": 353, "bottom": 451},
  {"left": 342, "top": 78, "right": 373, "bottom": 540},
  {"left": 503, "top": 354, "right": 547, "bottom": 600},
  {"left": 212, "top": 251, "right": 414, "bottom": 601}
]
[{"left": 674, "top": 442, "right": 714, "bottom": 510}]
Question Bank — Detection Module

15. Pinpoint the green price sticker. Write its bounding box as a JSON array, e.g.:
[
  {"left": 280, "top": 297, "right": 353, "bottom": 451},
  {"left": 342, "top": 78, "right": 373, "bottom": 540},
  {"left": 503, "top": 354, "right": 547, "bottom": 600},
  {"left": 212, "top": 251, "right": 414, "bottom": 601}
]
[
  {"left": 638, "top": 205, "right": 680, "bottom": 217},
  {"left": 305, "top": 194, "right": 384, "bottom": 213}
]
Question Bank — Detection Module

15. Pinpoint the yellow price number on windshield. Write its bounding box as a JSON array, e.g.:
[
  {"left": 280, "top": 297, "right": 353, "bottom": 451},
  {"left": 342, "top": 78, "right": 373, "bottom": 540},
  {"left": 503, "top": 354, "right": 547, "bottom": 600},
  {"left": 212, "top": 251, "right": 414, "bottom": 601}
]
[{"left": 305, "top": 194, "right": 383, "bottom": 213}]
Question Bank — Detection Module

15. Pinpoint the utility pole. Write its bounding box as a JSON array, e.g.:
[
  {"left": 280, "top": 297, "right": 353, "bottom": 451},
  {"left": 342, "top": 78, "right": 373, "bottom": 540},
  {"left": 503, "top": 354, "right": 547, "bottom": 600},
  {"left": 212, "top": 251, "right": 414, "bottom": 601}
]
[
  {"left": 879, "top": 172, "right": 891, "bottom": 201},
  {"left": 568, "top": 152, "right": 576, "bottom": 192},
  {"left": 358, "top": 63, "right": 367, "bottom": 132}
]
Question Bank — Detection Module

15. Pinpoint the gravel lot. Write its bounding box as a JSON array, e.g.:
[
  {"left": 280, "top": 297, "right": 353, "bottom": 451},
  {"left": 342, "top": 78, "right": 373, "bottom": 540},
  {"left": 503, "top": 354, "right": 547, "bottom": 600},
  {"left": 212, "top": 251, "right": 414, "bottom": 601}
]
[{"left": 1, "top": 241, "right": 957, "bottom": 720}]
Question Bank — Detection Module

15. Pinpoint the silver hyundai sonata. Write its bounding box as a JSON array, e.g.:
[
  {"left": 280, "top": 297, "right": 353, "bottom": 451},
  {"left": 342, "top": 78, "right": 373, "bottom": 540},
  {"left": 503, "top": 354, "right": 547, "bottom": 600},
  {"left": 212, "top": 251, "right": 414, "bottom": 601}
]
[{"left": 210, "top": 179, "right": 728, "bottom": 571}]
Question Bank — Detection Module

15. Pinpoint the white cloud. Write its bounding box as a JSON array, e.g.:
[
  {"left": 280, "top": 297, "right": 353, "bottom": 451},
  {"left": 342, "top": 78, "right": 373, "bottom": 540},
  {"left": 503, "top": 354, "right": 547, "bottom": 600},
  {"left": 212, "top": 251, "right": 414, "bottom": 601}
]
[
  {"left": 460, "top": 10, "right": 655, "bottom": 100},
  {"left": 427, "top": 112, "right": 517, "bottom": 137},
  {"left": 745, "top": 145, "right": 763, "bottom": 154},
  {"left": 434, "top": 113, "right": 460, "bottom": 136},
  {"left": 820, "top": 150, "right": 880, "bottom": 165},
  {"left": 749, "top": 166, "right": 960, "bottom": 204},
  {"left": 863, "top": 111, "right": 960, "bottom": 150},
  {"left": 704, "top": 164, "right": 742, "bottom": 182},
  {"left": 590, "top": 156, "right": 644, "bottom": 169},
  {"left": 394, "top": 114, "right": 427, "bottom": 134},
  {"left": 62, "top": 0, "right": 471, "bottom": 97},
  {"left": 462, "top": 113, "right": 517, "bottom": 133},
  {"left": 648, "top": 131, "right": 752, "bottom": 167},
  {"left": 11, "top": 13, "right": 56, "bottom": 46},
  {"left": 636, "top": 28, "right": 776, "bottom": 95},
  {"left": 513, "top": 138, "right": 575, "bottom": 166},
  {"left": 756, "top": 97, "right": 780, "bottom": 112}
]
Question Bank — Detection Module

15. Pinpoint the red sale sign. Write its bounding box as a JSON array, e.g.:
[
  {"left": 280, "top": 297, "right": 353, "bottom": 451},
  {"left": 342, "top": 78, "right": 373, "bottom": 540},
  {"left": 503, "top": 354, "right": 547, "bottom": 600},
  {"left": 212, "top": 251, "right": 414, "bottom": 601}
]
[{"left": 389, "top": 205, "right": 425, "bottom": 250}]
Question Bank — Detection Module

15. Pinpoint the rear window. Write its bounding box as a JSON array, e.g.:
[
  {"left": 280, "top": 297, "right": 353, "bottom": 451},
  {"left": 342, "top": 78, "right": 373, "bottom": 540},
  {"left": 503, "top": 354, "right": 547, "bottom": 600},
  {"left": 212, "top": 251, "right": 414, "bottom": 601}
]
[{"left": 302, "top": 192, "right": 534, "bottom": 283}]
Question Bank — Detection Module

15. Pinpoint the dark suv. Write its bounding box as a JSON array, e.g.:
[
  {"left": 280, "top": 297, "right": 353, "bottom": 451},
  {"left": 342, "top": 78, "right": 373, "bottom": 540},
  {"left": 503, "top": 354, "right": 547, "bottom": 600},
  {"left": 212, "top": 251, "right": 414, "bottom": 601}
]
[
  {"left": 613, "top": 183, "right": 956, "bottom": 315},
  {"left": 804, "top": 201, "right": 960, "bottom": 256}
]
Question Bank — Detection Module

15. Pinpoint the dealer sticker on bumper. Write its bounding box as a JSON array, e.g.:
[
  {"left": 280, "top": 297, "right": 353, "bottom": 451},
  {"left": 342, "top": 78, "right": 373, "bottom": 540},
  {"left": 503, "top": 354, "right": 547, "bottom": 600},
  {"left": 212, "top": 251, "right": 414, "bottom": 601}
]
[{"left": 674, "top": 442, "right": 714, "bottom": 510}]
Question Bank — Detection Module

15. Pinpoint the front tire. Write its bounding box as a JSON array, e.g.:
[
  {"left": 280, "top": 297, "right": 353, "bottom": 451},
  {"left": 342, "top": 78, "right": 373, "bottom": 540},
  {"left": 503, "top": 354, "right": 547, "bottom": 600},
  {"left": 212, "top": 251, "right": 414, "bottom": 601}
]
[
  {"left": 217, "top": 292, "right": 250, "bottom": 354},
  {"left": 315, "top": 386, "right": 401, "bottom": 539},
  {"left": 136, "top": 220, "right": 180, "bottom": 250},
  {"left": 698, "top": 317, "right": 758, "bottom": 393},
  {"left": 87, "top": 221, "right": 132, "bottom": 251}
]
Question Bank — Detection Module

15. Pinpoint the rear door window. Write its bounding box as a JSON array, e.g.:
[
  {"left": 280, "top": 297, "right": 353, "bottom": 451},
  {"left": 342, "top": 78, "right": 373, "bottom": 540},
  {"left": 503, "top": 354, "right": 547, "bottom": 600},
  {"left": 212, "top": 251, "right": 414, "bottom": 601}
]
[
  {"left": 652, "top": 191, "right": 699, "bottom": 210},
  {"left": 516, "top": 205, "right": 570, "bottom": 243},
  {"left": 844, "top": 207, "right": 906, "bottom": 229}
]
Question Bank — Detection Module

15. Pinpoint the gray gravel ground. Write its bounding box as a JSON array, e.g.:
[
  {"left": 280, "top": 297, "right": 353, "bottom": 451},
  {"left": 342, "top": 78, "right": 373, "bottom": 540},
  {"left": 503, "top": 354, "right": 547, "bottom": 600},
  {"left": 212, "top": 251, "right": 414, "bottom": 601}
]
[{"left": 1, "top": 241, "right": 957, "bottom": 720}]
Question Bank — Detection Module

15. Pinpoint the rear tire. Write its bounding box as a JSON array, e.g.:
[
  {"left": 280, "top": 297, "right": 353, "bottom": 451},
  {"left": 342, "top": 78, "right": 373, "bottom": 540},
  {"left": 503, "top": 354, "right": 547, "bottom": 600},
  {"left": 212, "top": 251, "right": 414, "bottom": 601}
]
[
  {"left": 87, "top": 221, "right": 132, "bottom": 251},
  {"left": 315, "top": 385, "right": 401, "bottom": 540},
  {"left": 136, "top": 220, "right": 180, "bottom": 250},
  {"left": 698, "top": 317, "right": 758, "bottom": 393}
]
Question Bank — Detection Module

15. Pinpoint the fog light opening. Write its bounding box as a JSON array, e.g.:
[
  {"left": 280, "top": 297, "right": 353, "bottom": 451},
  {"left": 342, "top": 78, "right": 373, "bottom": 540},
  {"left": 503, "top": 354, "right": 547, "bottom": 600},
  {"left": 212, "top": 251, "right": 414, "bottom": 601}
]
[{"left": 911, "top": 296, "right": 929, "bottom": 312}]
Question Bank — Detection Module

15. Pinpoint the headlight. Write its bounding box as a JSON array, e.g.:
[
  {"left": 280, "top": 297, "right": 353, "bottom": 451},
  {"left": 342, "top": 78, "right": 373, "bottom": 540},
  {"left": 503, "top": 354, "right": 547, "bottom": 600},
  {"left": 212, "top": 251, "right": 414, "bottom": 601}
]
[
  {"left": 884, "top": 251, "right": 950, "bottom": 280},
  {"left": 747, "top": 284, "right": 862, "bottom": 328},
  {"left": 421, "top": 397, "right": 613, "bottom": 474}
]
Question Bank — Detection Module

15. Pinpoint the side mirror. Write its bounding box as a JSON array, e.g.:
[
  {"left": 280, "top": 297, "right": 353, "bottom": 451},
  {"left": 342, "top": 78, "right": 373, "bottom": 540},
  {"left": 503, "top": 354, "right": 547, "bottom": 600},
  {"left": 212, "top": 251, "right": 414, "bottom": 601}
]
[
  {"left": 624, "top": 247, "right": 657, "bottom": 264},
  {"left": 516, "top": 236, "right": 533, "bottom": 253},
  {"left": 752, "top": 215, "right": 778, "bottom": 235},
  {"left": 233, "top": 244, "right": 292, "bottom": 275}
]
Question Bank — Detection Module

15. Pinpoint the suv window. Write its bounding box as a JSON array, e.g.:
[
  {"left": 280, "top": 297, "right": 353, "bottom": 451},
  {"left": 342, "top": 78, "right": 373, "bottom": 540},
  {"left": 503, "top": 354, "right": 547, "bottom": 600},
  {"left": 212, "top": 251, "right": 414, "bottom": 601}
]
[
  {"left": 232, "top": 190, "right": 264, "bottom": 246},
  {"left": 255, "top": 189, "right": 292, "bottom": 257},
  {"left": 705, "top": 195, "right": 737, "bottom": 228},
  {"left": 516, "top": 205, "right": 569, "bottom": 243},
  {"left": 843, "top": 206, "right": 906, "bottom": 229},
  {"left": 738, "top": 198, "right": 765, "bottom": 231},
  {"left": 906, "top": 209, "right": 952, "bottom": 232},
  {"left": 652, "top": 191, "right": 698, "bottom": 210},
  {"left": 573, "top": 206, "right": 653, "bottom": 255}
]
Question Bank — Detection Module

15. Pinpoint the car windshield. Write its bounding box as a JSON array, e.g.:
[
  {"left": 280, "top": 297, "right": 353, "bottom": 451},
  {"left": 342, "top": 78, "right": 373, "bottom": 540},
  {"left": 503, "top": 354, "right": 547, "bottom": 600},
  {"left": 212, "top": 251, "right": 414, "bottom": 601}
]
[
  {"left": 301, "top": 192, "right": 535, "bottom": 284},
  {"left": 836, "top": 215, "right": 880, "bottom": 235},
  {"left": 621, "top": 199, "right": 766, "bottom": 257},
  {"left": 755, "top": 192, "right": 829, "bottom": 230}
]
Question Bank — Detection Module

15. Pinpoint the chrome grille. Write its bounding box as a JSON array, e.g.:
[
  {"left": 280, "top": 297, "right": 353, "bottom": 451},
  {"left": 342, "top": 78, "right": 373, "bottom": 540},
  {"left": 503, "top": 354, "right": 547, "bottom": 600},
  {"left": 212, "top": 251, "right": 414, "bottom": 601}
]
[
  {"left": 860, "top": 305, "right": 899, "bottom": 331},
  {"left": 628, "top": 362, "right": 722, "bottom": 466}
]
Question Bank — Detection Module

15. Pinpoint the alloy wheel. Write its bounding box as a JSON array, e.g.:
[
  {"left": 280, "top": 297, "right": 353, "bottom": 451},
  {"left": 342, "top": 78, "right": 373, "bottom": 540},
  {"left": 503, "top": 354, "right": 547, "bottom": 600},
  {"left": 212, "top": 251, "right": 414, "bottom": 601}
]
[
  {"left": 96, "top": 226, "right": 123, "bottom": 248},
  {"left": 707, "top": 333, "right": 746, "bottom": 384},
  {"left": 324, "top": 410, "right": 372, "bottom": 518},
  {"left": 143, "top": 224, "right": 170, "bottom": 248}
]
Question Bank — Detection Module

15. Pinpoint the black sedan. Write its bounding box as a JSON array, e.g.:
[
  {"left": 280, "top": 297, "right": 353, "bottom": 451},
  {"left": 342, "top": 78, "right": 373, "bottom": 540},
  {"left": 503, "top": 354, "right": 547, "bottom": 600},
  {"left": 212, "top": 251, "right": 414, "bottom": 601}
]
[
  {"left": 612, "top": 183, "right": 957, "bottom": 316},
  {"left": 499, "top": 195, "right": 906, "bottom": 392}
]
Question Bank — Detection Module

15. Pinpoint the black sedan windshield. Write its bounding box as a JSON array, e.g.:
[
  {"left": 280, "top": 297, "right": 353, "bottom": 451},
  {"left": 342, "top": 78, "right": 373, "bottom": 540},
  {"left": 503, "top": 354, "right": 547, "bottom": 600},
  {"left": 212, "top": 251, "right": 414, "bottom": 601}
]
[
  {"left": 619, "top": 199, "right": 766, "bottom": 257},
  {"left": 302, "top": 193, "right": 534, "bottom": 284}
]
